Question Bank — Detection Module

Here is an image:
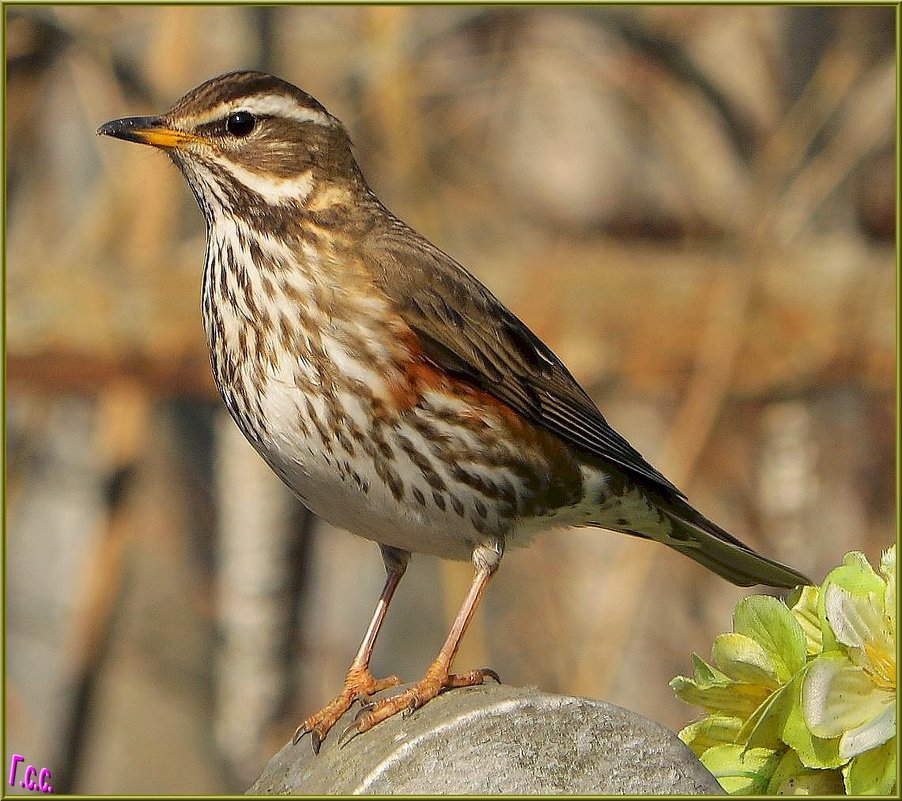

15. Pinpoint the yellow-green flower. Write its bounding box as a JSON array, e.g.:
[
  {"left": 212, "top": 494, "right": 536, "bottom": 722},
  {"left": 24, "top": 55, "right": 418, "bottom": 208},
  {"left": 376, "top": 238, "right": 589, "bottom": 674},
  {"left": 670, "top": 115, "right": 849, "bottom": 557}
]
[
  {"left": 672, "top": 546, "right": 896, "bottom": 794},
  {"left": 802, "top": 548, "right": 896, "bottom": 759}
]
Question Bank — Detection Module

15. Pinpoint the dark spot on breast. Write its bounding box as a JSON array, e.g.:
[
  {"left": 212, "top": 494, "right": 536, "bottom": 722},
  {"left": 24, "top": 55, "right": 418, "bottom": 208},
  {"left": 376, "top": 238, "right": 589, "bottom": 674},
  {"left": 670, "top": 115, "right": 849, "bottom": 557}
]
[
  {"left": 336, "top": 430, "right": 355, "bottom": 456},
  {"left": 358, "top": 474, "right": 370, "bottom": 494},
  {"left": 450, "top": 494, "right": 465, "bottom": 517},
  {"left": 375, "top": 460, "right": 405, "bottom": 502}
]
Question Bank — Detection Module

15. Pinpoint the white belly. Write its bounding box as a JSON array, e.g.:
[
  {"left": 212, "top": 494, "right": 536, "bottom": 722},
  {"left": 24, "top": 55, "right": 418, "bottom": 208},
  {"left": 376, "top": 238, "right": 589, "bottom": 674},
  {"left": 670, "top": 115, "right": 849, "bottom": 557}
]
[{"left": 246, "top": 373, "right": 519, "bottom": 560}]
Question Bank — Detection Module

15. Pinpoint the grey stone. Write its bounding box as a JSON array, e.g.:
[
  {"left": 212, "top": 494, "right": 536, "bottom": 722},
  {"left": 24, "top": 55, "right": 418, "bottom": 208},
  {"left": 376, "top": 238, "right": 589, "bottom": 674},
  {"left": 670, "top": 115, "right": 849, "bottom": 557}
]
[{"left": 248, "top": 684, "right": 723, "bottom": 795}]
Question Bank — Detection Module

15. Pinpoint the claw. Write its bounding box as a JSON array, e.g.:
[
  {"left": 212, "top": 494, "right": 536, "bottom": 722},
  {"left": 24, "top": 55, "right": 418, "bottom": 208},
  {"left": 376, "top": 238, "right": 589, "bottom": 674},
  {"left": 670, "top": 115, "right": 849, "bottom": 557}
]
[
  {"left": 482, "top": 668, "right": 501, "bottom": 684},
  {"left": 291, "top": 724, "right": 323, "bottom": 755},
  {"left": 292, "top": 724, "right": 308, "bottom": 746},
  {"left": 338, "top": 720, "right": 362, "bottom": 750}
]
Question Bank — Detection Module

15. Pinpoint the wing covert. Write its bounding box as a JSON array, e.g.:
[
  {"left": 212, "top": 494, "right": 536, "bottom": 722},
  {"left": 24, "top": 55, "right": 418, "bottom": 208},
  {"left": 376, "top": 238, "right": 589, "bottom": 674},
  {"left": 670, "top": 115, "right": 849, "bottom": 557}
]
[{"left": 366, "top": 223, "right": 683, "bottom": 496}]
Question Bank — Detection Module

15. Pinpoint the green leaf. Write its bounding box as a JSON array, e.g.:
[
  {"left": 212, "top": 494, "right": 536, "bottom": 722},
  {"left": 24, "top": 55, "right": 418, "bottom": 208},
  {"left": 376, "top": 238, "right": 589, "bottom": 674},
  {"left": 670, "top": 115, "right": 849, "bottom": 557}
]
[
  {"left": 732, "top": 595, "right": 808, "bottom": 679},
  {"left": 712, "top": 633, "right": 782, "bottom": 688},
  {"left": 678, "top": 714, "right": 743, "bottom": 757},
  {"left": 765, "top": 748, "right": 804, "bottom": 794},
  {"left": 739, "top": 680, "right": 795, "bottom": 751},
  {"left": 775, "top": 769, "right": 846, "bottom": 794},
  {"left": 700, "top": 745, "right": 781, "bottom": 795},
  {"left": 764, "top": 749, "right": 845, "bottom": 795},
  {"left": 692, "top": 651, "right": 731, "bottom": 685},
  {"left": 880, "top": 546, "right": 895, "bottom": 633},
  {"left": 843, "top": 736, "right": 897, "bottom": 795}
]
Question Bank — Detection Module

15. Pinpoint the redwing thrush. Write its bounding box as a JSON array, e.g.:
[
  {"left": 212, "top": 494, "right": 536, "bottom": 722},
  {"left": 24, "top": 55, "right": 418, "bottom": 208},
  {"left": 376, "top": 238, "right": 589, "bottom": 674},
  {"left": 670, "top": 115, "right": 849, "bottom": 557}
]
[{"left": 98, "top": 71, "right": 810, "bottom": 752}]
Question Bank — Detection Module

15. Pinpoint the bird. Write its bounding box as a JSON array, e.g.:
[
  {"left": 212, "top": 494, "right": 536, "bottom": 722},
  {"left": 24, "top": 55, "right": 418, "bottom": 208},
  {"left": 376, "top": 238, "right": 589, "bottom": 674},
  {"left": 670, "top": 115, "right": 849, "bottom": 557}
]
[{"left": 98, "top": 71, "right": 810, "bottom": 753}]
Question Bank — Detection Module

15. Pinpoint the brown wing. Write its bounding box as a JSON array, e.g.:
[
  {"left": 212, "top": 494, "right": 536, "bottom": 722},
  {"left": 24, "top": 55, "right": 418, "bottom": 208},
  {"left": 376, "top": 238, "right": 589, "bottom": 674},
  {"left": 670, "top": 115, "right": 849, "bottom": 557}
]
[{"left": 366, "top": 220, "right": 683, "bottom": 497}]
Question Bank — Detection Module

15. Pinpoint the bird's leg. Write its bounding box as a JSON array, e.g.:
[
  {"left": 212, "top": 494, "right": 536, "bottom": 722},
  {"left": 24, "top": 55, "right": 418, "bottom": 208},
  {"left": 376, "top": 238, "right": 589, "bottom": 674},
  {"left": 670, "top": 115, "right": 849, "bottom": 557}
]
[
  {"left": 294, "top": 546, "right": 409, "bottom": 753},
  {"left": 341, "top": 543, "right": 502, "bottom": 744}
]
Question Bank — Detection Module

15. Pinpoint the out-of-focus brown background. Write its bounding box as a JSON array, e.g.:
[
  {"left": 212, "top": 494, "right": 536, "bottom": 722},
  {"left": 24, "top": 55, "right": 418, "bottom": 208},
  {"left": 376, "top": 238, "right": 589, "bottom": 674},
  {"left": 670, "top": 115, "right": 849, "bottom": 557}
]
[{"left": 5, "top": 4, "right": 895, "bottom": 794}]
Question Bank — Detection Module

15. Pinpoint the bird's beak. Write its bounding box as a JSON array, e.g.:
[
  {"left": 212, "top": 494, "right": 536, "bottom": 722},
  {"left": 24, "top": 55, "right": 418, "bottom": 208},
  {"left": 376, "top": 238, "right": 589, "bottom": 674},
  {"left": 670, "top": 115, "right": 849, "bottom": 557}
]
[{"left": 97, "top": 115, "right": 198, "bottom": 149}]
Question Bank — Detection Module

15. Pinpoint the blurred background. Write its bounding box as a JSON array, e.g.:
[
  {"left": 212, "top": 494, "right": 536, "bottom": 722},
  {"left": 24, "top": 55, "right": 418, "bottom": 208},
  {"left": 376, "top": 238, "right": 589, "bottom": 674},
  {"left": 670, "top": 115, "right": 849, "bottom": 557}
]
[{"left": 5, "top": 4, "right": 895, "bottom": 794}]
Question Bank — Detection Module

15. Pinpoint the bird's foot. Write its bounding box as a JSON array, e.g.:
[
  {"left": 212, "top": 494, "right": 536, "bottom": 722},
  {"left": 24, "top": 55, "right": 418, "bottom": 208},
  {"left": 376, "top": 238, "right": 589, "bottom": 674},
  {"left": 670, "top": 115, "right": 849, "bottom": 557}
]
[
  {"left": 338, "top": 662, "right": 500, "bottom": 748},
  {"left": 293, "top": 666, "right": 403, "bottom": 753}
]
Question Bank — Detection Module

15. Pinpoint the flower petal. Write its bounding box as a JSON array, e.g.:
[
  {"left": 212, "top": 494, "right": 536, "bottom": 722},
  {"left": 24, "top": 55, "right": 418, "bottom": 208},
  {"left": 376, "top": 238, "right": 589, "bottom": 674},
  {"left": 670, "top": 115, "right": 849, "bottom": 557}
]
[
  {"left": 781, "top": 668, "right": 844, "bottom": 769},
  {"left": 816, "top": 559, "right": 883, "bottom": 654},
  {"left": 677, "top": 714, "right": 743, "bottom": 756},
  {"left": 840, "top": 700, "right": 896, "bottom": 759},
  {"left": 791, "top": 585, "right": 824, "bottom": 655},
  {"left": 671, "top": 674, "right": 772, "bottom": 719},
  {"left": 802, "top": 654, "right": 889, "bottom": 738},
  {"left": 879, "top": 546, "right": 895, "bottom": 584},
  {"left": 825, "top": 584, "right": 885, "bottom": 651}
]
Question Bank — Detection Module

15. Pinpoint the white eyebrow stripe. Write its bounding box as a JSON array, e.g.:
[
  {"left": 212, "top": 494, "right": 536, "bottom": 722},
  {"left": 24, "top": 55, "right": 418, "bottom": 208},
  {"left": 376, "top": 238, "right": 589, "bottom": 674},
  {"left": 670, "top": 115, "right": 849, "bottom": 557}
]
[
  {"left": 242, "top": 94, "right": 335, "bottom": 125},
  {"left": 197, "top": 95, "right": 335, "bottom": 128}
]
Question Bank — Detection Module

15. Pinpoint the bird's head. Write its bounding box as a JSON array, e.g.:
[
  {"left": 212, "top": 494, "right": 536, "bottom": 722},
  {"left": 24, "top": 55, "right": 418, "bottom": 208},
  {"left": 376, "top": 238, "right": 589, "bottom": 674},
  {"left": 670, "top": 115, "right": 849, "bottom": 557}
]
[{"left": 98, "top": 71, "right": 361, "bottom": 216}]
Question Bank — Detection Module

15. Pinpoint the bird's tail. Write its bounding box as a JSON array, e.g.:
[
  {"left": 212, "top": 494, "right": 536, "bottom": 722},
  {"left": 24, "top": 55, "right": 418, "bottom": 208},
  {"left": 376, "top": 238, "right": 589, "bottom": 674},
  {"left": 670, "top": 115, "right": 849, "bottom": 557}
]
[{"left": 656, "top": 496, "right": 811, "bottom": 588}]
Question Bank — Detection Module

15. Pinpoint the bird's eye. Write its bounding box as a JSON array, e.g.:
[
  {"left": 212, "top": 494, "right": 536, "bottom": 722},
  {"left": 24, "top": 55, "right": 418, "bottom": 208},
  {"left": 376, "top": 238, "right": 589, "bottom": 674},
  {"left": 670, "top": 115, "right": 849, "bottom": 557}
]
[{"left": 226, "top": 111, "right": 256, "bottom": 137}]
